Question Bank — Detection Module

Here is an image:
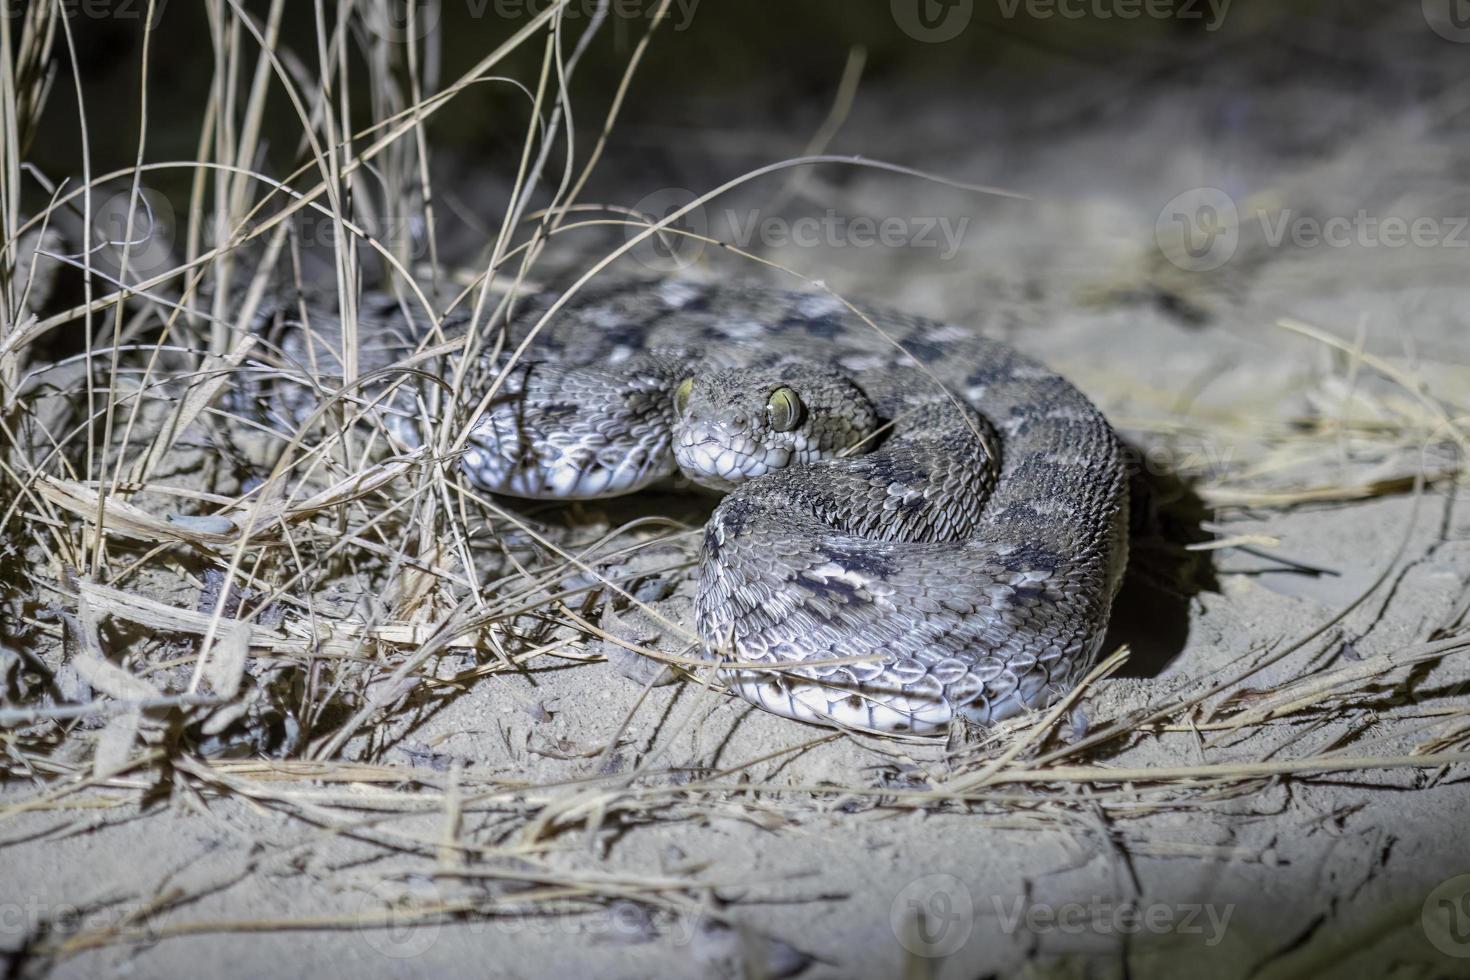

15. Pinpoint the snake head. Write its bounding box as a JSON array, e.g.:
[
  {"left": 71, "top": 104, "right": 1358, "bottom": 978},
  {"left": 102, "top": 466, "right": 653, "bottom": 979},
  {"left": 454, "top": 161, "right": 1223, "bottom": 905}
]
[
  {"left": 672, "top": 366, "right": 877, "bottom": 490},
  {"left": 459, "top": 359, "right": 680, "bottom": 499}
]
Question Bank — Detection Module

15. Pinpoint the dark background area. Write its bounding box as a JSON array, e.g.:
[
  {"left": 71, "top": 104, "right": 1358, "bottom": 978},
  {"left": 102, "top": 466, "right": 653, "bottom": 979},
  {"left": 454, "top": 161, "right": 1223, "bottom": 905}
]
[{"left": 23, "top": 0, "right": 1430, "bottom": 212}]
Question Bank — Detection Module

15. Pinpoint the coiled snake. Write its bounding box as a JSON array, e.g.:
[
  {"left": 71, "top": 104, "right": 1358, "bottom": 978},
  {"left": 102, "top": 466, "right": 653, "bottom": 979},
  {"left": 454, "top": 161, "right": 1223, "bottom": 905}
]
[{"left": 257, "top": 277, "right": 1129, "bottom": 736}]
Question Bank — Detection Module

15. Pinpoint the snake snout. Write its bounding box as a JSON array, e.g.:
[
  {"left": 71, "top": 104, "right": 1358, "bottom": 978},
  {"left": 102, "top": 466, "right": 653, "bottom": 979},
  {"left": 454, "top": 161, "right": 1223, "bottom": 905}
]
[
  {"left": 458, "top": 406, "right": 676, "bottom": 500},
  {"left": 673, "top": 420, "right": 789, "bottom": 490}
]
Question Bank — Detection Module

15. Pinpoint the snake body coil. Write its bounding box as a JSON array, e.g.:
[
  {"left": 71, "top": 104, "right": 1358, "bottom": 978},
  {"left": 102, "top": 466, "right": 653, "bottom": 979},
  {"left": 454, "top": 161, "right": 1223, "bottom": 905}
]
[{"left": 256, "top": 277, "right": 1129, "bottom": 736}]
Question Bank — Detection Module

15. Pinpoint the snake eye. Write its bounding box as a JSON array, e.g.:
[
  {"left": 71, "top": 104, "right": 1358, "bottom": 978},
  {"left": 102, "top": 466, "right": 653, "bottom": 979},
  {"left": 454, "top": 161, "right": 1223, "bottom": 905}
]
[
  {"left": 673, "top": 377, "right": 694, "bottom": 415},
  {"left": 766, "top": 386, "right": 805, "bottom": 433}
]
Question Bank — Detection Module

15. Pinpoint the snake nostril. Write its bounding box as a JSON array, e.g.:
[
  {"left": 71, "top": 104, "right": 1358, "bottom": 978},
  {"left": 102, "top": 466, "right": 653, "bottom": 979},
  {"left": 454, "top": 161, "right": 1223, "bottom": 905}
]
[{"left": 732, "top": 414, "right": 748, "bottom": 428}]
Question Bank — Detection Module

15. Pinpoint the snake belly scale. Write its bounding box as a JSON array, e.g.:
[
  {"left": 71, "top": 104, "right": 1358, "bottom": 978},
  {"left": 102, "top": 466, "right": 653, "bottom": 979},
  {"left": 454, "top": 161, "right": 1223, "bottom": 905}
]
[{"left": 258, "top": 277, "right": 1129, "bottom": 736}]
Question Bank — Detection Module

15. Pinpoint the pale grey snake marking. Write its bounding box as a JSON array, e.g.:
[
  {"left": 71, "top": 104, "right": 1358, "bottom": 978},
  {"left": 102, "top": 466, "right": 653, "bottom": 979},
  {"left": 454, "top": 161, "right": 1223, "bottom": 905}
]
[{"left": 249, "top": 277, "right": 1129, "bottom": 736}]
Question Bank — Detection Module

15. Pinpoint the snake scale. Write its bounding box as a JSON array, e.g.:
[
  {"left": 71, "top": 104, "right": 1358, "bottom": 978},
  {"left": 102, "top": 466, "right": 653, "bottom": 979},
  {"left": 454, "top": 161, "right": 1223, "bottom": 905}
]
[{"left": 251, "top": 276, "right": 1129, "bottom": 736}]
